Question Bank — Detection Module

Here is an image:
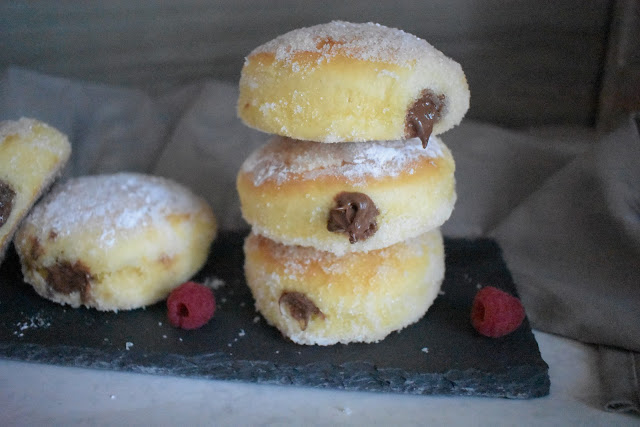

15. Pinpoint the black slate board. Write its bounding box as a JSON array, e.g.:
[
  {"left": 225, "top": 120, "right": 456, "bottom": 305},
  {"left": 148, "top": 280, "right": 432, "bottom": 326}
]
[{"left": 0, "top": 231, "right": 549, "bottom": 398}]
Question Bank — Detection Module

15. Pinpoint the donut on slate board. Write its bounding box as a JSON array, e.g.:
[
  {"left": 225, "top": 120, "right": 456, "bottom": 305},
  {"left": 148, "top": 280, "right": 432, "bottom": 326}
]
[{"left": 14, "top": 173, "right": 217, "bottom": 311}]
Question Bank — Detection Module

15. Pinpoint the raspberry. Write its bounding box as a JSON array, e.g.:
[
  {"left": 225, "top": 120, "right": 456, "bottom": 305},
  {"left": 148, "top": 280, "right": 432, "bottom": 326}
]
[
  {"left": 471, "top": 286, "right": 525, "bottom": 338},
  {"left": 167, "top": 281, "right": 216, "bottom": 330}
]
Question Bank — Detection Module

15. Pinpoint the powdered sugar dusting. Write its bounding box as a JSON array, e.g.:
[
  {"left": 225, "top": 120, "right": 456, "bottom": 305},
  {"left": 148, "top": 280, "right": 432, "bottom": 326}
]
[
  {"left": 0, "top": 118, "right": 36, "bottom": 140},
  {"left": 12, "top": 311, "right": 52, "bottom": 337},
  {"left": 251, "top": 21, "right": 446, "bottom": 67},
  {"left": 202, "top": 276, "right": 226, "bottom": 290},
  {"left": 0, "top": 117, "right": 70, "bottom": 156},
  {"left": 242, "top": 136, "right": 445, "bottom": 186},
  {"left": 23, "top": 173, "right": 206, "bottom": 247}
]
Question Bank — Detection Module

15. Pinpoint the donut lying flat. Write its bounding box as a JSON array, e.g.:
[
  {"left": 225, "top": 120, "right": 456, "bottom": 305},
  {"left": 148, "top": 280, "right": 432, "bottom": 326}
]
[
  {"left": 237, "top": 135, "right": 455, "bottom": 255},
  {"left": 238, "top": 21, "right": 469, "bottom": 144},
  {"left": 0, "top": 118, "right": 71, "bottom": 264},
  {"left": 14, "top": 173, "right": 217, "bottom": 311},
  {"left": 244, "top": 229, "right": 445, "bottom": 345}
]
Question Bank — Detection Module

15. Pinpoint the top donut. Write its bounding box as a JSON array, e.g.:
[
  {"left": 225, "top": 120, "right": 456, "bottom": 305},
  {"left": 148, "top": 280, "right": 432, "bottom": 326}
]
[{"left": 238, "top": 21, "right": 470, "bottom": 145}]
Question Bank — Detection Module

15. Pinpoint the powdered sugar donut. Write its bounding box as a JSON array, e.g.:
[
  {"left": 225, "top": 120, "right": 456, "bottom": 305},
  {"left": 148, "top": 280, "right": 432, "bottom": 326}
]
[
  {"left": 244, "top": 229, "right": 445, "bottom": 345},
  {"left": 237, "top": 135, "right": 455, "bottom": 255},
  {"left": 238, "top": 21, "right": 469, "bottom": 144},
  {"left": 14, "top": 173, "right": 217, "bottom": 311},
  {"left": 0, "top": 118, "right": 71, "bottom": 265}
]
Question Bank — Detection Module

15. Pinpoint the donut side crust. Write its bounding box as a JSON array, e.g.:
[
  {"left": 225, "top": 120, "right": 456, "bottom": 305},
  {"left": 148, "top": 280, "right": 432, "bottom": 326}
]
[
  {"left": 237, "top": 139, "right": 456, "bottom": 255},
  {"left": 238, "top": 22, "right": 469, "bottom": 142},
  {"left": 244, "top": 229, "right": 445, "bottom": 345},
  {"left": 0, "top": 118, "right": 71, "bottom": 264},
  {"left": 14, "top": 174, "right": 217, "bottom": 311}
]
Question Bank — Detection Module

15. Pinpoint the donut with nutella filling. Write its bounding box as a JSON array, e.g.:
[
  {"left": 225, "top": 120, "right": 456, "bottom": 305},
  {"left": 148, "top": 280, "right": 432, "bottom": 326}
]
[
  {"left": 238, "top": 21, "right": 469, "bottom": 144},
  {"left": 14, "top": 173, "right": 217, "bottom": 311},
  {"left": 237, "top": 135, "right": 456, "bottom": 255},
  {"left": 244, "top": 229, "right": 445, "bottom": 345},
  {"left": 0, "top": 118, "right": 71, "bottom": 265}
]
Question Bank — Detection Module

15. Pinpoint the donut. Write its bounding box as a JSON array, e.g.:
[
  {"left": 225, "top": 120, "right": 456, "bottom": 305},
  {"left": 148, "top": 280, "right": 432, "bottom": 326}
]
[
  {"left": 14, "top": 173, "right": 217, "bottom": 311},
  {"left": 237, "top": 135, "right": 456, "bottom": 255},
  {"left": 0, "top": 118, "right": 71, "bottom": 264},
  {"left": 244, "top": 229, "right": 445, "bottom": 345},
  {"left": 238, "top": 21, "right": 469, "bottom": 145}
]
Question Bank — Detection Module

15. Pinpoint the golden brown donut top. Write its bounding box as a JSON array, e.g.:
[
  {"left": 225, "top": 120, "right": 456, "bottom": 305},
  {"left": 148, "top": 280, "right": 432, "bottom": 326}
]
[
  {"left": 248, "top": 21, "right": 451, "bottom": 67},
  {"left": 23, "top": 173, "right": 209, "bottom": 249},
  {"left": 240, "top": 135, "right": 447, "bottom": 187}
]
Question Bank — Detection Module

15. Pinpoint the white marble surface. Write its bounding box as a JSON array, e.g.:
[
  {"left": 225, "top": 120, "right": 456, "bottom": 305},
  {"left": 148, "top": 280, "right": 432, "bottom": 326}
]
[{"left": 1, "top": 331, "right": 637, "bottom": 426}]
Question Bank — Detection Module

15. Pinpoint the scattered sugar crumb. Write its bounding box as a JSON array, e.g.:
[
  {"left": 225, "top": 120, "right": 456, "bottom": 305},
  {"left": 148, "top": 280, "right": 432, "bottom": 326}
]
[
  {"left": 179, "top": 338, "right": 183, "bottom": 342},
  {"left": 421, "top": 347, "right": 429, "bottom": 354},
  {"left": 239, "top": 329, "right": 246, "bottom": 337},
  {"left": 203, "top": 276, "right": 226, "bottom": 290},
  {"left": 253, "top": 316, "right": 261, "bottom": 323},
  {"left": 240, "top": 302, "right": 246, "bottom": 308},
  {"left": 125, "top": 342, "right": 134, "bottom": 350},
  {"left": 12, "top": 312, "right": 52, "bottom": 337},
  {"left": 221, "top": 297, "right": 228, "bottom": 304},
  {"left": 438, "top": 290, "right": 446, "bottom": 296},
  {"left": 162, "top": 335, "right": 167, "bottom": 339},
  {"left": 234, "top": 338, "right": 238, "bottom": 342},
  {"left": 227, "top": 343, "right": 232, "bottom": 347},
  {"left": 275, "top": 350, "right": 279, "bottom": 354},
  {"left": 476, "top": 284, "right": 482, "bottom": 289},
  {"left": 158, "top": 321, "right": 163, "bottom": 326}
]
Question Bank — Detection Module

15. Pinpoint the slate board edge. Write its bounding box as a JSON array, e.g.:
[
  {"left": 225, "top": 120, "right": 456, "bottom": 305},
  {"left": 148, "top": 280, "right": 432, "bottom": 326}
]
[{"left": 0, "top": 342, "right": 550, "bottom": 399}]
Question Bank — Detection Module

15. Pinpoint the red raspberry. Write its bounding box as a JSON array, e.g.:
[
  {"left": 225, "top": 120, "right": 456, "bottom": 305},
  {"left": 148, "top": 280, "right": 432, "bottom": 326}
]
[
  {"left": 167, "top": 281, "right": 216, "bottom": 330},
  {"left": 471, "top": 286, "right": 525, "bottom": 338}
]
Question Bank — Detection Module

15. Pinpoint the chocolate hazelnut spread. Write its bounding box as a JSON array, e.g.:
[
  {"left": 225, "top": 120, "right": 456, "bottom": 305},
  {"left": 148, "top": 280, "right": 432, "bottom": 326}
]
[
  {"left": 279, "top": 291, "right": 324, "bottom": 330},
  {"left": 0, "top": 180, "right": 16, "bottom": 228},
  {"left": 327, "top": 191, "right": 379, "bottom": 243},
  {"left": 45, "top": 260, "right": 91, "bottom": 303},
  {"left": 405, "top": 90, "right": 446, "bottom": 148}
]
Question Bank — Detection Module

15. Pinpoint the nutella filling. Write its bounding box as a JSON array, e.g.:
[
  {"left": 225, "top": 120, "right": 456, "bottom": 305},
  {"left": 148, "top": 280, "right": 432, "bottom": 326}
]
[
  {"left": 0, "top": 180, "right": 16, "bottom": 228},
  {"left": 279, "top": 291, "right": 324, "bottom": 330},
  {"left": 327, "top": 191, "right": 379, "bottom": 243},
  {"left": 45, "top": 260, "right": 92, "bottom": 303},
  {"left": 405, "top": 90, "right": 446, "bottom": 148}
]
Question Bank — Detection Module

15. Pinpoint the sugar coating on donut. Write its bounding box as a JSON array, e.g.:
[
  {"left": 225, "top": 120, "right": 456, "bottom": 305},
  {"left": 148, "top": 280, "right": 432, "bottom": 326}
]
[
  {"left": 1, "top": 118, "right": 69, "bottom": 155},
  {"left": 241, "top": 135, "right": 444, "bottom": 187},
  {"left": 0, "top": 118, "right": 71, "bottom": 264},
  {"left": 26, "top": 173, "right": 208, "bottom": 248},
  {"left": 239, "top": 21, "right": 470, "bottom": 143},
  {"left": 244, "top": 229, "right": 445, "bottom": 345},
  {"left": 251, "top": 20, "right": 448, "bottom": 67},
  {"left": 15, "top": 172, "right": 217, "bottom": 311},
  {"left": 237, "top": 135, "right": 456, "bottom": 255}
]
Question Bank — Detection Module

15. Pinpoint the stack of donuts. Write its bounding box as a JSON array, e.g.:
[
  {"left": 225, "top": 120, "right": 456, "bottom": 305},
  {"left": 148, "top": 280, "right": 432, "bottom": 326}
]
[{"left": 236, "top": 21, "right": 469, "bottom": 345}]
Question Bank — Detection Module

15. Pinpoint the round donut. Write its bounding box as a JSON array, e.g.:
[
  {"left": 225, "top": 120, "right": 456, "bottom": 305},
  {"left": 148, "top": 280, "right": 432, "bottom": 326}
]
[
  {"left": 237, "top": 135, "right": 456, "bottom": 255},
  {"left": 244, "top": 229, "right": 445, "bottom": 345},
  {"left": 14, "top": 173, "right": 217, "bottom": 311},
  {"left": 238, "top": 21, "right": 469, "bottom": 144},
  {"left": 0, "top": 118, "right": 71, "bottom": 264}
]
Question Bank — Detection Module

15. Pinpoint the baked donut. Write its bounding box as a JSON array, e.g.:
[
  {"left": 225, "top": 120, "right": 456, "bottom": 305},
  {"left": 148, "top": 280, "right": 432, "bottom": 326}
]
[
  {"left": 244, "top": 229, "right": 445, "bottom": 345},
  {"left": 238, "top": 21, "right": 469, "bottom": 145},
  {"left": 237, "top": 135, "right": 455, "bottom": 255},
  {"left": 0, "top": 118, "right": 71, "bottom": 264},
  {"left": 14, "top": 173, "right": 217, "bottom": 311}
]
